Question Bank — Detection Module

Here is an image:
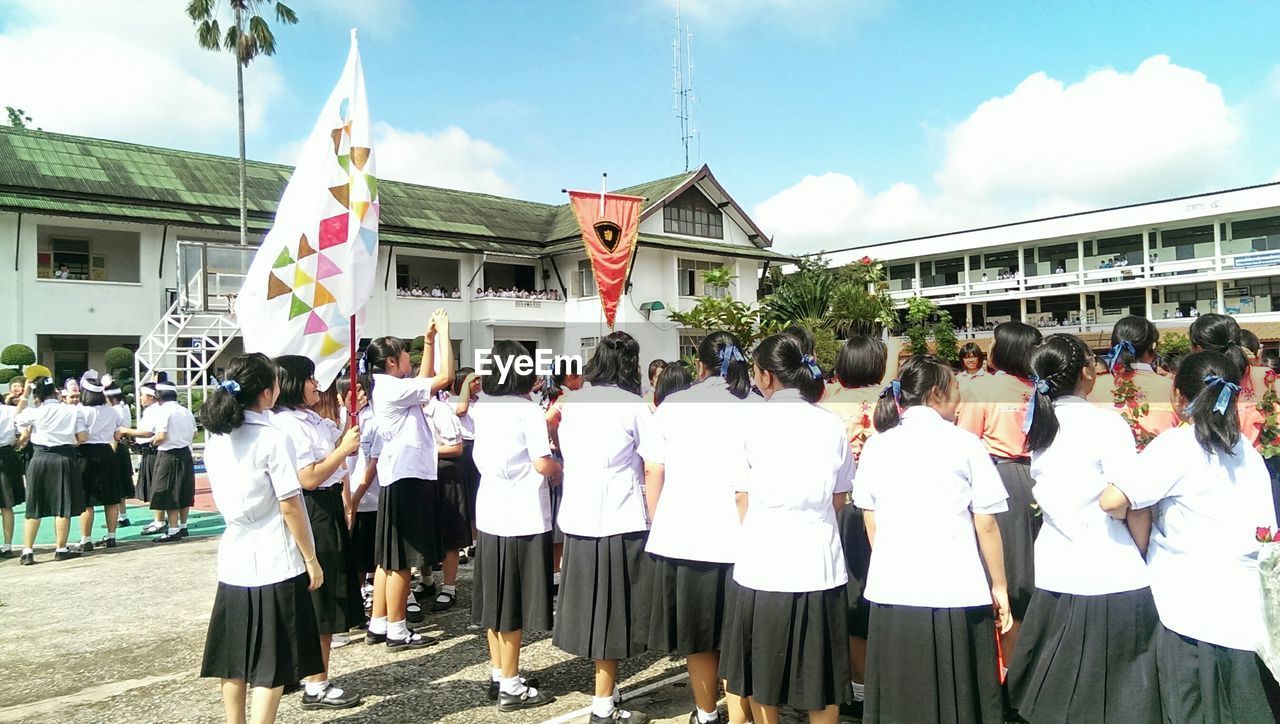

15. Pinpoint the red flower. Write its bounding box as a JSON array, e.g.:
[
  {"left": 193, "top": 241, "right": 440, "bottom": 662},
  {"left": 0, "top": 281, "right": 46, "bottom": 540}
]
[
  {"left": 859, "top": 256, "right": 873, "bottom": 265},
  {"left": 1126, "top": 398, "right": 1139, "bottom": 409},
  {"left": 1258, "top": 526, "right": 1273, "bottom": 542}
]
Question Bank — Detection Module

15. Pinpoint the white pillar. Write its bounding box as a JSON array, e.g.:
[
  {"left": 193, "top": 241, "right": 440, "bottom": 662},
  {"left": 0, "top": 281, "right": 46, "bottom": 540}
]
[
  {"left": 1076, "top": 238, "right": 1085, "bottom": 286},
  {"left": 1019, "top": 297, "right": 1027, "bottom": 323},
  {"left": 965, "top": 303, "right": 973, "bottom": 328},
  {"left": 963, "top": 254, "right": 971, "bottom": 294},
  {"left": 1141, "top": 230, "right": 1150, "bottom": 278},
  {"left": 1079, "top": 292, "right": 1088, "bottom": 330},
  {"left": 1144, "top": 286, "right": 1153, "bottom": 319},
  {"left": 1213, "top": 221, "right": 1223, "bottom": 271},
  {"left": 1216, "top": 280, "right": 1225, "bottom": 315},
  {"left": 914, "top": 260, "right": 921, "bottom": 293}
]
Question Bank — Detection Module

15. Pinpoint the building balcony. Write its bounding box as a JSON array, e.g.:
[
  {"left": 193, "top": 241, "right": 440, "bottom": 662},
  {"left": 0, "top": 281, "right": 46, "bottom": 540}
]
[{"left": 470, "top": 295, "right": 565, "bottom": 327}]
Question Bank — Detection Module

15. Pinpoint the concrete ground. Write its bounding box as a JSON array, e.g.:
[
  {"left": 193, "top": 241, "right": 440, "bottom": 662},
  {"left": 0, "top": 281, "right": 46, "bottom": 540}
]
[{"left": 0, "top": 536, "right": 821, "bottom": 724}]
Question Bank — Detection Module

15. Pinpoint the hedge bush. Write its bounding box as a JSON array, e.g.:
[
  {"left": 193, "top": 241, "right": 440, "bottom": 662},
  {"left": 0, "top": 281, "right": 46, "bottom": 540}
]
[{"left": 0, "top": 344, "right": 34, "bottom": 367}]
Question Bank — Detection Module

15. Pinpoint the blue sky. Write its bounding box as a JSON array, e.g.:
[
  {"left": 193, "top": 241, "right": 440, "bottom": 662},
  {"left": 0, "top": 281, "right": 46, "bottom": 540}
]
[{"left": 4, "top": 0, "right": 1280, "bottom": 252}]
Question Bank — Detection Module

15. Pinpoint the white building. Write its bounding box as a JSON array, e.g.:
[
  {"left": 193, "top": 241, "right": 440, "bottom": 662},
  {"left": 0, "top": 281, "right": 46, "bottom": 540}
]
[
  {"left": 823, "top": 182, "right": 1280, "bottom": 347},
  {"left": 0, "top": 127, "right": 790, "bottom": 388}
]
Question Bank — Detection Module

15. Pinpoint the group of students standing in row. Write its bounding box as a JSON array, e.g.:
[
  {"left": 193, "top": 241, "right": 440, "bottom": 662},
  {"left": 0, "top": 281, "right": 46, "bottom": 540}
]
[
  {"left": 0, "top": 373, "right": 197, "bottom": 565},
  {"left": 196, "top": 306, "right": 1280, "bottom": 724}
]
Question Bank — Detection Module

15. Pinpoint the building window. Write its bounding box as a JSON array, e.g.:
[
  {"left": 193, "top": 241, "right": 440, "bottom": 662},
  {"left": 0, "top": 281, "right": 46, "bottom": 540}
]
[
  {"left": 678, "top": 258, "right": 727, "bottom": 298},
  {"left": 580, "top": 336, "right": 599, "bottom": 360},
  {"left": 678, "top": 332, "right": 702, "bottom": 359},
  {"left": 36, "top": 225, "right": 141, "bottom": 283},
  {"left": 663, "top": 188, "right": 724, "bottom": 239},
  {"left": 573, "top": 260, "right": 598, "bottom": 297}
]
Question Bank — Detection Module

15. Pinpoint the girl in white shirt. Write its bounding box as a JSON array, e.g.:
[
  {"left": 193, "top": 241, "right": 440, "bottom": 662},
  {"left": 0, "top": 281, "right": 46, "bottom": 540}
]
[
  {"left": 854, "top": 355, "right": 1011, "bottom": 724},
  {"left": 271, "top": 356, "right": 363, "bottom": 711},
  {"left": 346, "top": 377, "right": 380, "bottom": 606},
  {"left": 0, "top": 396, "right": 22, "bottom": 559},
  {"left": 363, "top": 309, "right": 453, "bottom": 651},
  {"left": 720, "top": 332, "right": 855, "bottom": 724},
  {"left": 1107, "top": 351, "right": 1280, "bottom": 722},
  {"left": 15, "top": 376, "right": 88, "bottom": 564},
  {"left": 1007, "top": 334, "right": 1161, "bottom": 722},
  {"left": 103, "top": 383, "right": 136, "bottom": 529},
  {"left": 641, "top": 331, "right": 752, "bottom": 724},
  {"left": 426, "top": 391, "right": 470, "bottom": 612},
  {"left": 120, "top": 382, "right": 165, "bottom": 535},
  {"left": 197, "top": 353, "right": 326, "bottom": 724},
  {"left": 73, "top": 373, "right": 124, "bottom": 552},
  {"left": 470, "top": 339, "right": 562, "bottom": 712},
  {"left": 553, "top": 331, "right": 652, "bottom": 724},
  {"left": 148, "top": 382, "right": 198, "bottom": 543}
]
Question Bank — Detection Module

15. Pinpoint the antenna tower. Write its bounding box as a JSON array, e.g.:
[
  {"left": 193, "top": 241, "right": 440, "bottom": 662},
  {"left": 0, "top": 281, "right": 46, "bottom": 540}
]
[{"left": 673, "top": 0, "right": 696, "bottom": 172}]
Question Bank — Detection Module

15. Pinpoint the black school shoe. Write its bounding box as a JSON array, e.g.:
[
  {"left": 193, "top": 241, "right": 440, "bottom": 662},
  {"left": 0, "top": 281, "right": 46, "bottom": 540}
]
[
  {"left": 497, "top": 687, "right": 555, "bottom": 712},
  {"left": 386, "top": 632, "right": 436, "bottom": 650},
  {"left": 153, "top": 532, "right": 182, "bottom": 544},
  {"left": 179, "top": 527, "right": 189, "bottom": 538},
  {"left": 98, "top": 537, "right": 118, "bottom": 548},
  {"left": 53, "top": 549, "right": 82, "bottom": 561},
  {"left": 300, "top": 685, "right": 362, "bottom": 711},
  {"left": 365, "top": 631, "right": 387, "bottom": 645},
  {"left": 141, "top": 521, "right": 166, "bottom": 535},
  {"left": 117, "top": 517, "right": 131, "bottom": 527},
  {"left": 430, "top": 590, "right": 456, "bottom": 612},
  {"left": 0, "top": 549, "right": 13, "bottom": 559},
  {"left": 70, "top": 541, "right": 94, "bottom": 553},
  {"left": 406, "top": 599, "right": 425, "bottom": 624},
  {"left": 19, "top": 553, "right": 34, "bottom": 565},
  {"left": 590, "top": 708, "right": 648, "bottom": 724},
  {"left": 488, "top": 677, "right": 539, "bottom": 701}
]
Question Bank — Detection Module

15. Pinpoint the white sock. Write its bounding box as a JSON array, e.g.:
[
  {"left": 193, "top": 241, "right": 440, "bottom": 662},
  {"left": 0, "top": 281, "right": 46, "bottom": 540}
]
[
  {"left": 179, "top": 522, "right": 188, "bottom": 530},
  {"left": 22, "top": 547, "right": 32, "bottom": 555},
  {"left": 491, "top": 667, "right": 503, "bottom": 682},
  {"left": 0, "top": 545, "right": 9, "bottom": 552},
  {"left": 499, "top": 675, "right": 527, "bottom": 696},
  {"left": 369, "top": 616, "right": 387, "bottom": 635},
  {"left": 105, "top": 532, "right": 116, "bottom": 540},
  {"left": 552, "top": 571, "right": 562, "bottom": 586},
  {"left": 441, "top": 584, "right": 456, "bottom": 596},
  {"left": 851, "top": 681, "right": 865, "bottom": 702},
  {"left": 55, "top": 547, "right": 67, "bottom": 553},
  {"left": 304, "top": 679, "right": 328, "bottom": 697},
  {"left": 388, "top": 619, "right": 409, "bottom": 640},
  {"left": 169, "top": 526, "right": 181, "bottom": 536},
  {"left": 80, "top": 536, "right": 90, "bottom": 545},
  {"left": 696, "top": 707, "right": 719, "bottom": 723},
  {"left": 591, "top": 696, "right": 615, "bottom": 718}
]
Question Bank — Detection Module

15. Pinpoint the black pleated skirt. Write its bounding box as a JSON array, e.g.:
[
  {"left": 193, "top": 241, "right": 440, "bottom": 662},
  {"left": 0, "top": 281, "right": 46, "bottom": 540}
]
[
  {"left": 149, "top": 447, "right": 194, "bottom": 511},
  {"left": 134, "top": 446, "right": 155, "bottom": 501},
  {"left": 79, "top": 443, "right": 119, "bottom": 507},
  {"left": 1155, "top": 623, "right": 1280, "bottom": 723},
  {"left": 24, "top": 446, "right": 84, "bottom": 520},
  {"left": 460, "top": 441, "right": 480, "bottom": 528},
  {"left": 302, "top": 486, "right": 363, "bottom": 634},
  {"left": 549, "top": 483, "right": 564, "bottom": 545},
  {"left": 374, "top": 477, "right": 440, "bottom": 571},
  {"left": 553, "top": 531, "right": 652, "bottom": 660},
  {"left": 351, "top": 510, "right": 378, "bottom": 574},
  {"left": 646, "top": 555, "right": 733, "bottom": 655},
  {"left": 471, "top": 530, "right": 555, "bottom": 633},
  {"left": 864, "top": 602, "right": 1002, "bottom": 724},
  {"left": 1008, "top": 587, "right": 1161, "bottom": 723},
  {"left": 200, "top": 573, "right": 325, "bottom": 688},
  {"left": 837, "top": 503, "right": 872, "bottom": 639},
  {"left": 436, "top": 460, "right": 472, "bottom": 551},
  {"left": 111, "top": 443, "right": 135, "bottom": 501},
  {"left": 0, "top": 445, "right": 24, "bottom": 509},
  {"left": 721, "top": 582, "right": 852, "bottom": 710},
  {"left": 993, "top": 458, "right": 1038, "bottom": 619}
]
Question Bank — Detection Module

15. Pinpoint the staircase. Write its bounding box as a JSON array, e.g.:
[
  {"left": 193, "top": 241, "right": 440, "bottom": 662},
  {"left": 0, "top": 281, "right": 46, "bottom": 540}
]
[{"left": 133, "top": 295, "right": 239, "bottom": 417}]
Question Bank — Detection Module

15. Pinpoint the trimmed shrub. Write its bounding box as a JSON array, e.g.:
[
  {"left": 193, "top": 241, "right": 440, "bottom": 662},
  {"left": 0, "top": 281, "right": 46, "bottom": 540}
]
[{"left": 0, "top": 344, "right": 35, "bottom": 367}]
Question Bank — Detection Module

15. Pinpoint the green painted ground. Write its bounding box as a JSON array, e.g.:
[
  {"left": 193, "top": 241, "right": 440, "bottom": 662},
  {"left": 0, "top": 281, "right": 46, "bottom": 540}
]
[{"left": 13, "top": 503, "right": 226, "bottom": 545}]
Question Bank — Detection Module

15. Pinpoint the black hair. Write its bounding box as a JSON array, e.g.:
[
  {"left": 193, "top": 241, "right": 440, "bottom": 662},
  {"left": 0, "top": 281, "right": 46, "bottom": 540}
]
[
  {"left": 584, "top": 331, "right": 642, "bottom": 395},
  {"left": 782, "top": 324, "right": 816, "bottom": 356},
  {"left": 959, "top": 342, "right": 986, "bottom": 364},
  {"left": 1024, "top": 334, "right": 1094, "bottom": 453},
  {"left": 696, "top": 330, "right": 752, "bottom": 399},
  {"left": 1240, "top": 329, "right": 1261, "bottom": 356},
  {"left": 872, "top": 355, "right": 955, "bottom": 432},
  {"left": 481, "top": 340, "right": 536, "bottom": 397},
  {"left": 201, "top": 353, "right": 278, "bottom": 435},
  {"left": 364, "top": 336, "right": 408, "bottom": 377},
  {"left": 653, "top": 363, "right": 693, "bottom": 406},
  {"left": 104, "top": 384, "right": 123, "bottom": 398},
  {"left": 834, "top": 335, "right": 887, "bottom": 388},
  {"left": 990, "top": 321, "right": 1042, "bottom": 378},
  {"left": 157, "top": 387, "right": 178, "bottom": 403},
  {"left": 648, "top": 359, "right": 668, "bottom": 384},
  {"left": 29, "top": 376, "right": 57, "bottom": 403},
  {"left": 273, "top": 355, "right": 314, "bottom": 410},
  {"left": 754, "top": 332, "right": 824, "bottom": 403},
  {"left": 453, "top": 366, "right": 475, "bottom": 396},
  {"left": 1189, "top": 314, "right": 1250, "bottom": 395},
  {"left": 1175, "top": 351, "right": 1242, "bottom": 457},
  {"left": 79, "top": 376, "right": 107, "bottom": 407},
  {"left": 1108, "top": 316, "right": 1159, "bottom": 374}
]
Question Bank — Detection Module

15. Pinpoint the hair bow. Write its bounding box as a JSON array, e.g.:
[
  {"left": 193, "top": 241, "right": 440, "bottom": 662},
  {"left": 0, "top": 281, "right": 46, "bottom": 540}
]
[
  {"left": 213, "top": 377, "right": 241, "bottom": 395},
  {"left": 1203, "top": 374, "right": 1239, "bottom": 415},
  {"left": 881, "top": 379, "right": 902, "bottom": 406},
  {"left": 357, "top": 356, "right": 368, "bottom": 376},
  {"left": 718, "top": 344, "right": 745, "bottom": 377},
  {"left": 1104, "top": 340, "right": 1136, "bottom": 373},
  {"left": 1023, "top": 375, "right": 1050, "bottom": 433},
  {"left": 801, "top": 354, "right": 822, "bottom": 380}
]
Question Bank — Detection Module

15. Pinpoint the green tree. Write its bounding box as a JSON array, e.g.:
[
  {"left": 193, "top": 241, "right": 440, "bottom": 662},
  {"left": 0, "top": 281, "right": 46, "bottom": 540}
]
[
  {"left": 0, "top": 344, "right": 35, "bottom": 368},
  {"left": 903, "top": 298, "right": 960, "bottom": 362},
  {"left": 5, "top": 107, "right": 33, "bottom": 129},
  {"left": 668, "top": 268, "right": 772, "bottom": 357},
  {"left": 186, "top": 0, "right": 299, "bottom": 246},
  {"left": 762, "top": 254, "right": 897, "bottom": 338},
  {"left": 104, "top": 347, "right": 137, "bottom": 403}
]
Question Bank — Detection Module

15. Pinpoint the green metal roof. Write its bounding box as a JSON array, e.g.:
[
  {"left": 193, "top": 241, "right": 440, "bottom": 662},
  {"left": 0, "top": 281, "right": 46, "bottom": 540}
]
[{"left": 0, "top": 126, "right": 791, "bottom": 261}]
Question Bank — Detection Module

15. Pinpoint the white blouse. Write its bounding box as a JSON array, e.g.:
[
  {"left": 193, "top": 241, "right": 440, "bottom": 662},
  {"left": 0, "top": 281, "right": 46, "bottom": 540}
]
[
  {"left": 204, "top": 411, "right": 307, "bottom": 587},
  {"left": 371, "top": 373, "right": 440, "bottom": 485},
  {"left": 272, "top": 408, "right": 346, "bottom": 490},
  {"left": 555, "top": 384, "right": 649, "bottom": 538},
  {"left": 427, "top": 399, "right": 463, "bottom": 447},
  {"left": 1121, "top": 424, "right": 1276, "bottom": 651},
  {"left": 735, "top": 388, "right": 855, "bottom": 593},
  {"left": 151, "top": 401, "right": 196, "bottom": 451},
  {"left": 1029, "top": 397, "right": 1148, "bottom": 595},
  {"left": 640, "top": 377, "right": 748, "bottom": 564},
  {"left": 0, "top": 405, "right": 16, "bottom": 447},
  {"left": 82, "top": 405, "right": 120, "bottom": 445},
  {"left": 111, "top": 401, "right": 132, "bottom": 429},
  {"left": 353, "top": 407, "right": 381, "bottom": 513},
  {"left": 449, "top": 395, "right": 476, "bottom": 441},
  {"left": 855, "top": 406, "right": 1009, "bottom": 608},
  {"left": 16, "top": 400, "right": 88, "bottom": 447},
  {"left": 472, "top": 394, "right": 555, "bottom": 537}
]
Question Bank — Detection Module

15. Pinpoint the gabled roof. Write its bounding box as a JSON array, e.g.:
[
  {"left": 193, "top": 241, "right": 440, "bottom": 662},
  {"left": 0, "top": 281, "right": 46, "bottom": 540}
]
[{"left": 0, "top": 126, "right": 789, "bottom": 261}]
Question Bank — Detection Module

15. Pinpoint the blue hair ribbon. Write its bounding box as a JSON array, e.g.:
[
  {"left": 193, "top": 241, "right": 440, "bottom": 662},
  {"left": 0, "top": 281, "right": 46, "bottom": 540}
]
[
  {"left": 212, "top": 377, "right": 240, "bottom": 394},
  {"left": 1203, "top": 374, "right": 1240, "bottom": 415},
  {"left": 718, "top": 344, "right": 745, "bottom": 377},
  {"left": 1104, "top": 340, "right": 1136, "bottom": 372},
  {"left": 801, "top": 354, "right": 822, "bottom": 380},
  {"left": 1023, "top": 375, "right": 1051, "bottom": 433},
  {"left": 888, "top": 379, "right": 901, "bottom": 405}
]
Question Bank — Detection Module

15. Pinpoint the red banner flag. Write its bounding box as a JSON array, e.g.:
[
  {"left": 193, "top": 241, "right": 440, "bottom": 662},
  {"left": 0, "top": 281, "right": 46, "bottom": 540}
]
[{"left": 568, "top": 190, "right": 644, "bottom": 328}]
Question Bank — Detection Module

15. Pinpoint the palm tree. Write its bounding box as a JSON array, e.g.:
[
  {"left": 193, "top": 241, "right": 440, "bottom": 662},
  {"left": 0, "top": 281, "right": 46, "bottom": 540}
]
[{"left": 186, "top": 0, "right": 299, "bottom": 246}]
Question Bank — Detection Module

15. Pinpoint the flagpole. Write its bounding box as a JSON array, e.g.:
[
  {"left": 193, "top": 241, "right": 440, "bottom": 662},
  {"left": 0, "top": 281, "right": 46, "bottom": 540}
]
[
  {"left": 600, "top": 172, "right": 607, "bottom": 215},
  {"left": 348, "top": 315, "right": 358, "bottom": 428}
]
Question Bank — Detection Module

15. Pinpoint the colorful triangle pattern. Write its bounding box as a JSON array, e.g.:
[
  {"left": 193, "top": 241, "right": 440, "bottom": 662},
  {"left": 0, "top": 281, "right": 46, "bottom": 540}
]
[
  {"left": 319, "top": 214, "right": 350, "bottom": 249},
  {"left": 312, "top": 282, "right": 336, "bottom": 308},
  {"left": 304, "top": 311, "right": 328, "bottom": 335},
  {"left": 319, "top": 333, "right": 344, "bottom": 357},
  {"left": 266, "top": 272, "right": 291, "bottom": 300},
  {"left": 294, "top": 266, "right": 314, "bottom": 289},
  {"left": 315, "top": 254, "right": 341, "bottom": 280},
  {"left": 273, "top": 247, "right": 294, "bottom": 269},
  {"left": 298, "top": 234, "right": 316, "bottom": 259},
  {"left": 288, "top": 294, "right": 311, "bottom": 320}
]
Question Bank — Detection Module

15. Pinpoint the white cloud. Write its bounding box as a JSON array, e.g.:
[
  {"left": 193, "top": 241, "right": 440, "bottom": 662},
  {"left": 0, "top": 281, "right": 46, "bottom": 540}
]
[
  {"left": 369, "top": 122, "right": 515, "bottom": 196},
  {"left": 757, "top": 55, "right": 1245, "bottom": 255},
  {"left": 0, "top": 0, "right": 284, "bottom": 149},
  {"left": 298, "top": 0, "right": 411, "bottom": 38}
]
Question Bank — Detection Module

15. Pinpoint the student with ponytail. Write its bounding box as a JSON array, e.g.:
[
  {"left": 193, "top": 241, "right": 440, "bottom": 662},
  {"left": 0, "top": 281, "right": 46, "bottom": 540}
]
[
  {"left": 955, "top": 320, "right": 1041, "bottom": 654},
  {"left": 1087, "top": 315, "right": 1177, "bottom": 447},
  {"left": 73, "top": 372, "right": 123, "bottom": 551},
  {"left": 199, "top": 353, "right": 326, "bottom": 724},
  {"left": 14, "top": 376, "right": 88, "bottom": 564},
  {"left": 855, "top": 355, "right": 1010, "bottom": 724},
  {"left": 1006, "top": 334, "right": 1161, "bottom": 723},
  {"left": 641, "top": 331, "right": 754, "bottom": 724},
  {"left": 1190, "top": 313, "right": 1266, "bottom": 446},
  {"left": 721, "top": 332, "right": 853, "bottom": 724},
  {"left": 1104, "top": 351, "right": 1279, "bottom": 721},
  {"left": 270, "top": 355, "right": 363, "bottom": 711}
]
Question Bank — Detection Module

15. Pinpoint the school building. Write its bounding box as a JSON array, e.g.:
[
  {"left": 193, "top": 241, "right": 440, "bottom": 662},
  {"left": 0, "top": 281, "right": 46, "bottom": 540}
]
[
  {"left": 826, "top": 182, "right": 1280, "bottom": 356},
  {"left": 0, "top": 126, "right": 791, "bottom": 395}
]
